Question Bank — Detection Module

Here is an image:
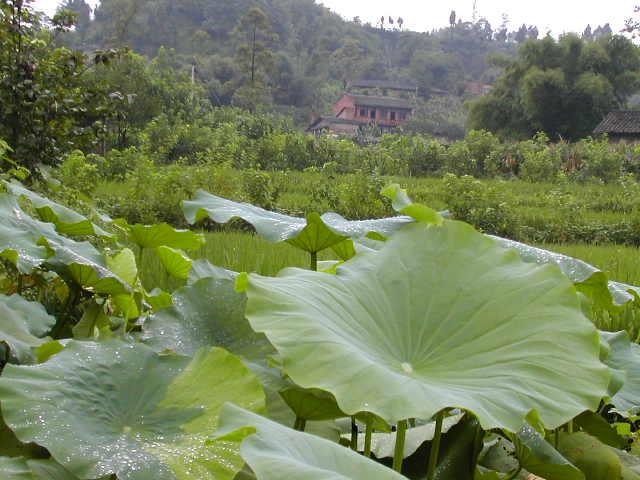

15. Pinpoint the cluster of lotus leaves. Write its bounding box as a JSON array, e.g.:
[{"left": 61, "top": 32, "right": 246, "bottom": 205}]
[
  {"left": 0, "top": 185, "right": 638, "bottom": 480},
  {"left": 242, "top": 219, "right": 610, "bottom": 431}
]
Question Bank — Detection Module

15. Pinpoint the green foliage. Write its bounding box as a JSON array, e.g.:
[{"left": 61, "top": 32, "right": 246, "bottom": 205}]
[
  {"left": 443, "top": 174, "right": 516, "bottom": 237},
  {"left": 469, "top": 34, "right": 640, "bottom": 140},
  {"left": 1, "top": 183, "right": 640, "bottom": 479},
  {"left": 519, "top": 133, "right": 562, "bottom": 182},
  {"left": 56, "top": 151, "right": 99, "bottom": 195}
]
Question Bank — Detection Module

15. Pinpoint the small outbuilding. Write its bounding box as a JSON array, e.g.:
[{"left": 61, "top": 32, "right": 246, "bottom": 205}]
[{"left": 593, "top": 110, "right": 640, "bottom": 142}]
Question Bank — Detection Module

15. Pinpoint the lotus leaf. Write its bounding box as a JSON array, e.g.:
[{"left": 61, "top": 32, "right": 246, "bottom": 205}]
[
  {"left": 0, "top": 193, "right": 130, "bottom": 293},
  {"left": 511, "top": 424, "right": 584, "bottom": 480},
  {"left": 5, "top": 181, "right": 110, "bottom": 237},
  {"left": 0, "top": 340, "right": 265, "bottom": 480},
  {"left": 383, "top": 184, "right": 640, "bottom": 308},
  {"left": 243, "top": 221, "right": 609, "bottom": 430},
  {"left": 491, "top": 236, "right": 637, "bottom": 307},
  {"left": 182, "top": 191, "right": 414, "bottom": 254},
  {"left": 600, "top": 331, "right": 640, "bottom": 412},
  {"left": 0, "top": 294, "right": 55, "bottom": 363},
  {"left": 0, "top": 193, "right": 52, "bottom": 273},
  {"left": 143, "top": 276, "right": 271, "bottom": 359},
  {"left": 0, "top": 457, "right": 85, "bottom": 480},
  {"left": 157, "top": 246, "right": 192, "bottom": 280},
  {"left": 128, "top": 223, "right": 205, "bottom": 250},
  {"left": 345, "top": 414, "right": 464, "bottom": 459},
  {"left": 213, "top": 403, "right": 407, "bottom": 479},
  {"left": 557, "top": 432, "right": 630, "bottom": 480},
  {"left": 188, "top": 259, "right": 237, "bottom": 285}
]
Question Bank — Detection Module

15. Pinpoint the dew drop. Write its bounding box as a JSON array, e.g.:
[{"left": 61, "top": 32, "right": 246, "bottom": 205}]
[{"left": 401, "top": 362, "right": 413, "bottom": 374}]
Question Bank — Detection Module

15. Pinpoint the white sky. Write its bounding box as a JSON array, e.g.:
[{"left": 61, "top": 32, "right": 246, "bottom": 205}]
[{"left": 32, "top": 0, "right": 638, "bottom": 36}]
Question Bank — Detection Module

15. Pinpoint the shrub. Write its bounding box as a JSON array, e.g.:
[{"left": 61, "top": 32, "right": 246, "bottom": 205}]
[
  {"left": 57, "top": 151, "right": 99, "bottom": 195},
  {"left": 578, "top": 137, "right": 624, "bottom": 183},
  {"left": 519, "top": 134, "right": 561, "bottom": 182},
  {"left": 442, "top": 174, "right": 518, "bottom": 237}
]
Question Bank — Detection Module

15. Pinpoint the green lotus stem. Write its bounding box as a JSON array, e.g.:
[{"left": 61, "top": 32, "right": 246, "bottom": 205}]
[
  {"left": 364, "top": 420, "right": 373, "bottom": 458},
  {"left": 310, "top": 251, "right": 318, "bottom": 271},
  {"left": 392, "top": 420, "right": 407, "bottom": 472},
  {"left": 426, "top": 411, "right": 444, "bottom": 480},
  {"left": 16, "top": 274, "right": 23, "bottom": 294},
  {"left": 568, "top": 419, "right": 574, "bottom": 434},
  {"left": 554, "top": 428, "right": 559, "bottom": 449},
  {"left": 293, "top": 416, "right": 306, "bottom": 431},
  {"left": 350, "top": 417, "right": 358, "bottom": 451}
]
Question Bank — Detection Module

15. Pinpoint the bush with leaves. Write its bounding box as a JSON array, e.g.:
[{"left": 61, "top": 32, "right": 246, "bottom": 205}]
[
  {"left": 519, "top": 133, "right": 562, "bottom": 182},
  {"left": 578, "top": 136, "right": 626, "bottom": 183}
]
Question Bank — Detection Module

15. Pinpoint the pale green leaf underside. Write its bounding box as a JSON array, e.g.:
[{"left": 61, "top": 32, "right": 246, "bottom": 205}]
[
  {"left": 213, "top": 404, "right": 407, "bottom": 480},
  {"left": 600, "top": 331, "right": 640, "bottom": 412},
  {"left": 0, "top": 294, "right": 56, "bottom": 364},
  {"left": 5, "top": 181, "right": 110, "bottom": 237},
  {"left": 0, "top": 194, "right": 130, "bottom": 293},
  {"left": 0, "top": 341, "right": 265, "bottom": 480},
  {"left": 182, "top": 191, "right": 413, "bottom": 253},
  {"left": 244, "top": 221, "right": 609, "bottom": 430}
]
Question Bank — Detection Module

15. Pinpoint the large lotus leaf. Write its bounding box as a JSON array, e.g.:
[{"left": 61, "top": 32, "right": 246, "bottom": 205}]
[
  {"left": 129, "top": 223, "right": 205, "bottom": 251},
  {"left": 5, "top": 181, "right": 110, "bottom": 237},
  {"left": 0, "top": 193, "right": 51, "bottom": 273},
  {"left": 345, "top": 414, "right": 464, "bottom": 459},
  {"left": 213, "top": 404, "right": 407, "bottom": 480},
  {"left": 383, "top": 184, "right": 639, "bottom": 308},
  {"left": 0, "top": 294, "right": 56, "bottom": 364},
  {"left": 0, "top": 340, "right": 266, "bottom": 480},
  {"left": 557, "top": 432, "right": 629, "bottom": 480},
  {"left": 242, "top": 220, "right": 609, "bottom": 430},
  {"left": 600, "top": 331, "right": 640, "bottom": 412},
  {"left": 490, "top": 236, "right": 637, "bottom": 308},
  {"left": 182, "top": 191, "right": 414, "bottom": 253},
  {"left": 0, "top": 457, "right": 85, "bottom": 480},
  {"left": 142, "top": 275, "right": 272, "bottom": 360},
  {"left": 0, "top": 193, "right": 129, "bottom": 293}
]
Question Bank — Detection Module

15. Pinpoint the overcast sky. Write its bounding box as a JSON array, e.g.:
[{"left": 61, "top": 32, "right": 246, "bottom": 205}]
[{"left": 32, "top": 0, "right": 638, "bottom": 36}]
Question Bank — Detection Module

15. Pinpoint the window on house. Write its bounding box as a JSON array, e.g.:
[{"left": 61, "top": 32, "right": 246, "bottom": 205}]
[
  {"left": 370, "top": 109, "right": 377, "bottom": 119},
  {"left": 360, "top": 108, "right": 367, "bottom": 117},
  {"left": 390, "top": 111, "right": 397, "bottom": 121},
  {"left": 400, "top": 111, "right": 407, "bottom": 120}
]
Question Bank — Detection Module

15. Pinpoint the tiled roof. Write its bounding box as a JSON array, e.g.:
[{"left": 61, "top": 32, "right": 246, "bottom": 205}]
[
  {"left": 307, "top": 116, "right": 363, "bottom": 131},
  {"left": 594, "top": 111, "right": 640, "bottom": 135},
  {"left": 348, "top": 80, "right": 417, "bottom": 92},
  {"left": 348, "top": 94, "right": 413, "bottom": 110}
]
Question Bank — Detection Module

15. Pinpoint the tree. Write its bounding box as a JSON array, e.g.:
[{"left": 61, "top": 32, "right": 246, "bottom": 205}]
[
  {"left": 235, "top": 7, "right": 277, "bottom": 87},
  {"left": 449, "top": 10, "right": 456, "bottom": 28},
  {"left": 58, "top": 0, "right": 91, "bottom": 35},
  {"left": 469, "top": 34, "right": 640, "bottom": 140},
  {"left": 0, "top": 0, "right": 100, "bottom": 170}
]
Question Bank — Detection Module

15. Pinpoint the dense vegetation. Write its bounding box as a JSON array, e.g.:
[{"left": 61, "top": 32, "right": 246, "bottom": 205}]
[
  {"left": 469, "top": 34, "right": 640, "bottom": 140},
  {"left": 1, "top": 179, "right": 640, "bottom": 479}
]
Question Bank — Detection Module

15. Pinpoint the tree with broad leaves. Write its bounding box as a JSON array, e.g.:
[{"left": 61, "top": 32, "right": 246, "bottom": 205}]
[{"left": 0, "top": 0, "right": 104, "bottom": 171}]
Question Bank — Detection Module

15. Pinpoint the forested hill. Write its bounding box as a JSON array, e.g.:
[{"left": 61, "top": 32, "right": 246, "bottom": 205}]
[{"left": 60, "top": 0, "right": 613, "bottom": 133}]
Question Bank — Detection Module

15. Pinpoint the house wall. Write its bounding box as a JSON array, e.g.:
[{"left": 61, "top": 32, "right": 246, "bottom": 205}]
[{"left": 332, "top": 94, "right": 413, "bottom": 126}]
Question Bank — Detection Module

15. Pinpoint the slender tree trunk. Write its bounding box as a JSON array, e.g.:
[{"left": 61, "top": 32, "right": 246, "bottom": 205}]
[{"left": 250, "top": 23, "right": 257, "bottom": 86}]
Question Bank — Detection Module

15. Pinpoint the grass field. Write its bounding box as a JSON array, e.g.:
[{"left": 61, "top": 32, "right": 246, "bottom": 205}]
[{"left": 139, "top": 231, "right": 640, "bottom": 287}]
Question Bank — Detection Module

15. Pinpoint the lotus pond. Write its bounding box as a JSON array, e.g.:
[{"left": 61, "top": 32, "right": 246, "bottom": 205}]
[{"left": 1, "top": 180, "right": 640, "bottom": 479}]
